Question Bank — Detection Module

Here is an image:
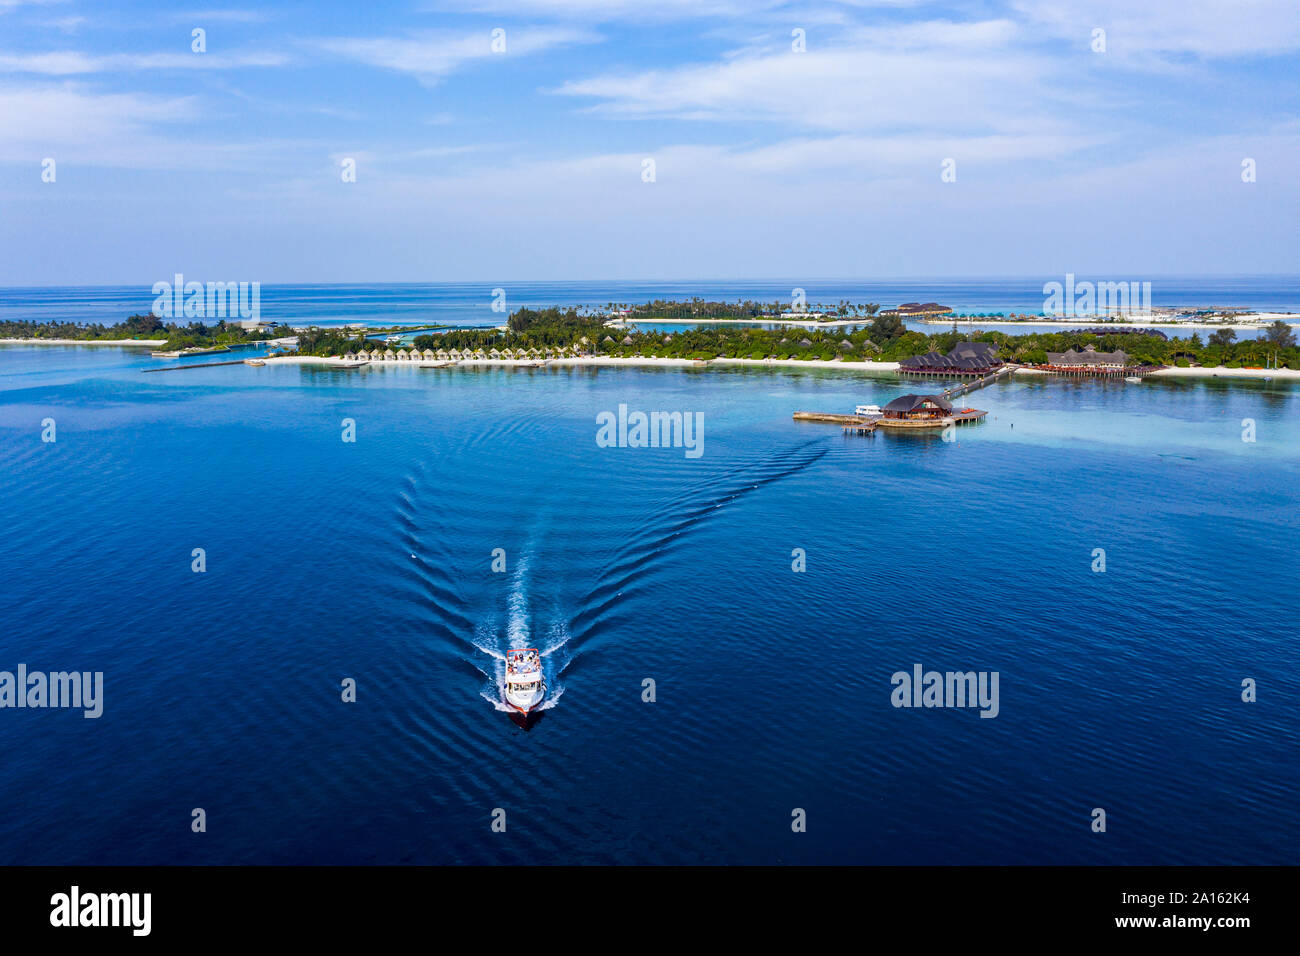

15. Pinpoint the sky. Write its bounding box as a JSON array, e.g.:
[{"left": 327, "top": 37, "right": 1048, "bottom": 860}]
[{"left": 1, "top": 0, "right": 1298, "bottom": 285}]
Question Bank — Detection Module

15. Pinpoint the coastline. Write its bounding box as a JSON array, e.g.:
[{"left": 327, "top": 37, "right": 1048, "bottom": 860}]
[
  {"left": 263, "top": 354, "right": 901, "bottom": 373},
  {"left": 0, "top": 337, "right": 168, "bottom": 346},
  {"left": 922, "top": 318, "right": 1299, "bottom": 331},
  {"left": 261, "top": 354, "right": 1298, "bottom": 380},
  {"left": 619, "top": 316, "right": 1300, "bottom": 331}
]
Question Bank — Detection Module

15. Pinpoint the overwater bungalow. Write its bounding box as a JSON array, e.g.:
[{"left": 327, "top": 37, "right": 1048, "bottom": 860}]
[
  {"left": 881, "top": 394, "right": 954, "bottom": 421},
  {"left": 900, "top": 341, "right": 1001, "bottom": 376},
  {"left": 1042, "top": 345, "right": 1136, "bottom": 377}
]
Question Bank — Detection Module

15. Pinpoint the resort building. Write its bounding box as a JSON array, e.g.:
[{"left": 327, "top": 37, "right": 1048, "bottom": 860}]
[
  {"left": 883, "top": 302, "right": 953, "bottom": 317},
  {"left": 900, "top": 341, "right": 1002, "bottom": 376},
  {"left": 881, "top": 394, "right": 954, "bottom": 420},
  {"left": 1043, "top": 345, "right": 1133, "bottom": 372}
]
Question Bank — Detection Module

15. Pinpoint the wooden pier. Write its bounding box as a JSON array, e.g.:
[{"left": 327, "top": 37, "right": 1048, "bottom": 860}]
[
  {"left": 141, "top": 359, "right": 250, "bottom": 373},
  {"left": 793, "top": 408, "right": 987, "bottom": 433},
  {"left": 940, "top": 363, "right": 1017, "bottom": 400}
]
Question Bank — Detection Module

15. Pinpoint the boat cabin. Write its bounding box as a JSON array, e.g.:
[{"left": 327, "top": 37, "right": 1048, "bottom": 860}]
[{"left": 505, "top": 648, "right": 541, "bottom": 690}]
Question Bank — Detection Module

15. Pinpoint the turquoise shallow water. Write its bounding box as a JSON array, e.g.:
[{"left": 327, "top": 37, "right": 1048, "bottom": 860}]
[{"left": 1, "top": 344, "right": 1297, "bottom": 864}]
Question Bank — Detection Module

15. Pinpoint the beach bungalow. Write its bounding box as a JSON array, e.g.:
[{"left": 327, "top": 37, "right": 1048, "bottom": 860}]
[
  {"left": 383, "top": 349, "right": 396, "bottom": 361},
  {"left": 881, "top": 394, "right": 954, "bottom": 421},
  {"left": 422, "top": 348, "right": 436, "bottom": 361},
  {"left": 396, "top": 349, "right": 410, "bottom": 361},
  {"left": 343, "top": 352, "right": 357, "bottom": 361},
  {"left": 473, "top": 348, "right": 487, "bottom": 360},
  {"left": 436, "top": 349, "right": 449, "bottom": 360}
]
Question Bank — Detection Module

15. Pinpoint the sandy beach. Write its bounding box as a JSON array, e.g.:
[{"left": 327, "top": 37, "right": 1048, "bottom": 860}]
[
  {"left": 262, "top": 354, "right": 903, "bottom": 373},
  {"left": 260, "top": 354, "right": 1297, "bottom": 381}
]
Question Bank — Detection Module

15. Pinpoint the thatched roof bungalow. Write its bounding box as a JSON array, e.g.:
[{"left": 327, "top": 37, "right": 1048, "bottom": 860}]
[
  {"left": 900, "top": 341, "right": 1001, "bottom": 375},
  {"left": 881, "top": 394, "right": 953, "bottom": 420},
  {"left": 1045, "top": 345, "right": 1131, "bottom": 369}
]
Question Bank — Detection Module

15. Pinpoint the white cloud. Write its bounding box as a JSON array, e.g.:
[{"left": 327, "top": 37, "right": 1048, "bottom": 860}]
[
  {"left": 0, "top": 82, "right": 317, "bottom": 171},
  {"left": 555, "top": 19, "right": 1081, "bottom": 137},
  {"left": 311, "top": 27, "right": 599, "bottom": 85},
  {"left": 0, "top": 50, "right": 290, "bottom": 73},
  {"left": 1011, "top": 0, "right": 1300, "bottom": 57},
  {"left": 421, "top": 0, "right": 779, "bottom": 21},
  {"left": 169, "top": 9, "right": 271, "bottom": 23}
]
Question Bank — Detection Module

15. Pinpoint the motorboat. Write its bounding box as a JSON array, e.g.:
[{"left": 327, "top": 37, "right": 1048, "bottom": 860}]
[
  {"left": 854, "top": 404, "right": 883, "bottom": 417},
  {"left": 503, "top": 648, "right": 546, "bottom": 713}
]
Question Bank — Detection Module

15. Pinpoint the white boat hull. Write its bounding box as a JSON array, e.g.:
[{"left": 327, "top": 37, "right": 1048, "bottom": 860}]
[{"left": 504, "top": 681, "right": 546, "bottom": 713}]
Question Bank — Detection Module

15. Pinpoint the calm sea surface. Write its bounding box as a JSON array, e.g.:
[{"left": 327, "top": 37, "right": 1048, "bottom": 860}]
[
  {"left": 2, "top": 276, "right": 1299, "bottom": 339},
  {"left": 1, "top": 311, "right": 1298, "bottom": 864}
]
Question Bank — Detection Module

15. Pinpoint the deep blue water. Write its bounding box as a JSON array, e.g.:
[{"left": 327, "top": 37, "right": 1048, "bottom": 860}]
[
  {"left": 1, "top": 277, "right": 1298, "bottom": 339},
  {"left": 1, "top": 344, "right": 1298, "bottom": 864}
]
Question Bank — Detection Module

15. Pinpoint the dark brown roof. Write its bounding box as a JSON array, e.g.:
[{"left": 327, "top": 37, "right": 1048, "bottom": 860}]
[
  {"left": 899, "top": 341, "right": 1001, "bottom": 371},
  {"left": 1045, "top": 346, "right": 1131, "bottom": 366},
  {"left": 883, "top": 393, "right": 953, "bottom": 413}
]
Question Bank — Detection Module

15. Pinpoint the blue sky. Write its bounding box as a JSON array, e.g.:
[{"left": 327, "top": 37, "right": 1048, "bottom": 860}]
[{"left": 1, "top": 0, "right": 1298, "bottom": 284}]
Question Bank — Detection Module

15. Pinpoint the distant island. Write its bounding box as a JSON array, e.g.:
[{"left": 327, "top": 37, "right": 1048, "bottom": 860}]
[
  {"left": 4, "top": 303, "right": 1298, "bottom": 378},
  {"left": 284, "top": 305, "right": 1299, "bottom": 373}
]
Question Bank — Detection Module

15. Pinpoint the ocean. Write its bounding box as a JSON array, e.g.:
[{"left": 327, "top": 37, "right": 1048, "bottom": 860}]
[
  {"left": 2, "top": 276, "right": 1299, "bottom": 339},
  {"left": 1, "top": 290, "right": 1298, "bottom": 865}
]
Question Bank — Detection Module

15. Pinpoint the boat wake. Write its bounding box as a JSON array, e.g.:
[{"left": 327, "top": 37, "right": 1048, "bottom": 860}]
[{"left": 473, "top": 550, "right": 571, "bottom": 716}]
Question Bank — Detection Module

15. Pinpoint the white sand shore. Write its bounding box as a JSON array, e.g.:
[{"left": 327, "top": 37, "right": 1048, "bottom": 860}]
[
  {"left": 0, "top": 338, "right": 168, "bottom": 346},
  {"left": 263, "top": 354, "right": 902, "bottom": 373},
  {"left": 263, "top": 353, "right": 1297, "bottom": 382},
  {"left": 1146, "top": 366, "right": 1300, "bottom": 380}
]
